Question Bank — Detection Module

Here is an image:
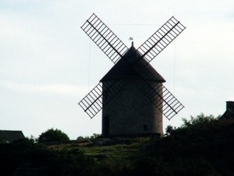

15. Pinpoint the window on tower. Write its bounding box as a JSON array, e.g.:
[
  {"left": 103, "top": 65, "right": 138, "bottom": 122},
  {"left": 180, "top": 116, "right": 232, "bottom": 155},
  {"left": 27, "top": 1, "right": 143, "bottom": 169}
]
[{"left": 143, "top": 124, "right": 148, "bottom": 131}]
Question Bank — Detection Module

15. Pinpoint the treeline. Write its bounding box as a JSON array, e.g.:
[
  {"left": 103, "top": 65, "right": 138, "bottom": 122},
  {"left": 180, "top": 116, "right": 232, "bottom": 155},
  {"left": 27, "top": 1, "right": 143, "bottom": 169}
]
[
  {"left": 132, "top": 114, "right": 234, "bottom": 175},
  {"left": 0, "top": 114, "right": 234, "bottom": 175}
]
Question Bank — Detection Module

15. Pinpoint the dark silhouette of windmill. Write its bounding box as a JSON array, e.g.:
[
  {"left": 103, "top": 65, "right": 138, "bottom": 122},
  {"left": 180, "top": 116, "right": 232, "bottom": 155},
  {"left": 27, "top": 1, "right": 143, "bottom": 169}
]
[{"left": 79, "top": 13, "right": 186, "bottom": 137}]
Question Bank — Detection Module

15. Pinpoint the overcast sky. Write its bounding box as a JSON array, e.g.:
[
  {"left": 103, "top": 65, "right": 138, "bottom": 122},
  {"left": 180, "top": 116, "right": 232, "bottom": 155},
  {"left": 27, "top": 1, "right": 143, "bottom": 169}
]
[{"left": 0, "top": 1, "right": 234, "bottom": 139}]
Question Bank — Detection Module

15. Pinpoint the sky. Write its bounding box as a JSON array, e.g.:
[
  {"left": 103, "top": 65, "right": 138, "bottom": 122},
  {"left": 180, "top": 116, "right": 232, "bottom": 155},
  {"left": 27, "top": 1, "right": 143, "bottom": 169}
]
[{"left": 0, "top": 0, "right": 234, "bottom": 140}]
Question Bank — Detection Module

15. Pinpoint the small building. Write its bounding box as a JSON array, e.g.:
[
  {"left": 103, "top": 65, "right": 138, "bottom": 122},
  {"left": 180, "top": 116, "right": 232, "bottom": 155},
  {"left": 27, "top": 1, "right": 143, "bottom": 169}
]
[
  {"left": 0, "top": 130, "right": 25, "bottom": 143},
  {"left": 220, "top": 101, "right": 234, "bottom": 120}
]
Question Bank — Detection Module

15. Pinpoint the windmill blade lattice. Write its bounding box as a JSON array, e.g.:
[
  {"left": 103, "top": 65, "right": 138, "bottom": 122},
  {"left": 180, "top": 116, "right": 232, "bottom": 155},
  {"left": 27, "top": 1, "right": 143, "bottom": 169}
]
[
  {"left": 133, "top": 79, "right": 184, "bottom": 120},
  {"left": 161, "top": 85, "right": 184, "bottom": 119},
  {"left": 137, "top": 16, "right": 186, "bottom": 63},
  {"left": 81, "top": 13, "right": 128, "bottom": 64},
  {"left": 131, "top": 61, "right": 184, "bottom": 120},
  {"left": 126, "top": 16, "right": 186, "bottom": 119},
  {"left": 78, "top": 83, "right": 102, "bottom": 118},
  {"left": 78, "top": 80, "right": 129, "bottom": 119}
]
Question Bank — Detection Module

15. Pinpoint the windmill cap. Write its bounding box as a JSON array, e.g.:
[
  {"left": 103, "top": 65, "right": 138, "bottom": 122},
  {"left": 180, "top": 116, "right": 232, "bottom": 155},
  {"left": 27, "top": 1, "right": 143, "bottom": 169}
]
[{"left": 100, "top": 46, "right": 166, "bottom": 82}]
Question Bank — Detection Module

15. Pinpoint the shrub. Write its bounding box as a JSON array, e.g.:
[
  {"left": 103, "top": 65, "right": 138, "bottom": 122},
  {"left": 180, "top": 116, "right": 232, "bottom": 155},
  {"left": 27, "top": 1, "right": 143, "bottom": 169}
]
[{"left": 38, "top": 128, "right": 69, "bottom": 143}]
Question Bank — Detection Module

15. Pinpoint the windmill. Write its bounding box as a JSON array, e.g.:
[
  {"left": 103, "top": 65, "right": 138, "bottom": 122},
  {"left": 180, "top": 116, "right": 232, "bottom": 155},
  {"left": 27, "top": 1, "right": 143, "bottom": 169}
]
[{"left": 79, "top": 13, "right": 185, "bottom": 137}]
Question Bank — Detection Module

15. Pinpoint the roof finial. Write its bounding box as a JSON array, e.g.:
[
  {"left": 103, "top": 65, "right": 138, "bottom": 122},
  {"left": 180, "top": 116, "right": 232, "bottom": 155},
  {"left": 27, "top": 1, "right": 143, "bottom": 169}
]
[{"left": 129, "top": 37, "right": 134, "bottom": 47}]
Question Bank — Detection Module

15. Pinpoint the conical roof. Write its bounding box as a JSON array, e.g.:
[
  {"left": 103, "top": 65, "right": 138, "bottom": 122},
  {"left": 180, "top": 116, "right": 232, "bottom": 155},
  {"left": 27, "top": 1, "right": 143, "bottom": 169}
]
[{"left": 100, "top": 46, "right": 165, "bottom": 82}]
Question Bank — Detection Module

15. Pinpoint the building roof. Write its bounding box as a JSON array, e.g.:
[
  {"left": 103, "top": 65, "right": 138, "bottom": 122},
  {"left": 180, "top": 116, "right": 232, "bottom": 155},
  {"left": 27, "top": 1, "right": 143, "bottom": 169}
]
[
  {"left": 220, "top": 110, "right": 234, "bottom": 120},
  {"left": 100, "top": 46, "right": 165, "bottom": 82},
  {"left": 0, "top": 130, "right": 25, "bottom": 143},
  {"left": 220, "top": 101, "right": 234, "bottom": 120}
]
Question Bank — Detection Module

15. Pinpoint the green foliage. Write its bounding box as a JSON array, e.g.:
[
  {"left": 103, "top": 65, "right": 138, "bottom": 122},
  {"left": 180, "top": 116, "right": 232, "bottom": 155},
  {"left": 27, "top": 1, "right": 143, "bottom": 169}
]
[
  {"left": 0, "top": 137, "right": 94, "bottom": 175},
  {"left": 37, "top": 128, "right": 70, "bottom": 143},
  {"left": 166, "top": 113, "right": 219, "bottom": 136},
  {"left": 143, "top": 115, "right": 234, "bottom": 176},
  {"left": 0, "top": 137, "right": 49, "bottom": 175},
  {"left": 47, "top": 148, "right": 94, "bottom": 175},
  {"left": 90, "top": 133, "right": 101, "bottom": 139},
  {"left": 77, "top": 133, "right": 101, "bottom": 141},
  {"left": 77, "top": 136, "right": 84, "bottom": 141},
  {"left": 1, "top": 114, "right": 234, "bottom": 175},
  {"left": 181, "top": 113, "right": 217, "bottom": 128},
  {"left": 165, "top": 125, "right": 176, "bottom": 136},
  {"left": 0, "top": 134, "right": 6, "bottom": 144}
]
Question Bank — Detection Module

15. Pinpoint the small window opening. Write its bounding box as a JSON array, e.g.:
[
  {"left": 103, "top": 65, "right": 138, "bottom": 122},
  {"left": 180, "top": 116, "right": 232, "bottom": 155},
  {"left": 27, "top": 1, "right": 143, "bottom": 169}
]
[{"left": 143, "top": 124, "right": 148, "bottom": 131}]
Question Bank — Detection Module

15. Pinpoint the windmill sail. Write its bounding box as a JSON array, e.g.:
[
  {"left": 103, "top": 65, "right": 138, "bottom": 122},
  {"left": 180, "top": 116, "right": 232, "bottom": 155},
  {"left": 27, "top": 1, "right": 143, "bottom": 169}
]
[
  {"left": 78, "top": 83, "right": 103, "bottom": 118},
  {"left": 78, "top": 80, "right": 129, "bottom": 119},
  {"left": 81, "top": 13, "right": 128, "bottom": 64},
  {"left": 127, "top": 16, "right": 185, "bottom": 119},
  {"left": 133, "top": 79, "right": 184, "bottom": 120},
  {"left": 137, "top": 16, "right": 186, "bottom": 63}
]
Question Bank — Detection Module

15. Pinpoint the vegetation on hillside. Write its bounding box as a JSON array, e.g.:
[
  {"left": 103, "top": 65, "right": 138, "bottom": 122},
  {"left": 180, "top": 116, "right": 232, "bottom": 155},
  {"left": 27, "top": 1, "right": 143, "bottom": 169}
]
[
  {"left": 37, "top": 128, "right": 70, "bottom": 143},
  {"left": 0, "top": 114, "right": 234, "bottom": 175}
]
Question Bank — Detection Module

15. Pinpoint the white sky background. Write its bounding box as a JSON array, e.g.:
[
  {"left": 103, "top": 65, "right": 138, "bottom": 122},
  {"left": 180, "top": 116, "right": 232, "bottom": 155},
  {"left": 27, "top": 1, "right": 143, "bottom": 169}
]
[{"left": 0, "top": 0, "right": 234, "bottom": 139}]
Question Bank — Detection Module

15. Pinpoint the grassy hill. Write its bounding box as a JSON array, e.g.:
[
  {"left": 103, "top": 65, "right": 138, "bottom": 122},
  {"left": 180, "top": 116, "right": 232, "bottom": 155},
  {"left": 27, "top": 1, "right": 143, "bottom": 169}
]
[{"left": 0, "top": 116, "right": 234, "bottom": 175}]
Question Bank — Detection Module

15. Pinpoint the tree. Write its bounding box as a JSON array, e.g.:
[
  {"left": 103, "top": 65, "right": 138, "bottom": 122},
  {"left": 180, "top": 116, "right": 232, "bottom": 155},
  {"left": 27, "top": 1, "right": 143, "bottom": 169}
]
[
  {"left": 38, "top": 128, "right": 69, "bottom": 143},
  {"left": 165, "top": 125, "right": 175, "bottom": 136},
  {"left": 181, "top": 113, "right": 217, "bottom": 128},
  {"left": 165, "top": 113, "right": 219, "bottom": 136}
]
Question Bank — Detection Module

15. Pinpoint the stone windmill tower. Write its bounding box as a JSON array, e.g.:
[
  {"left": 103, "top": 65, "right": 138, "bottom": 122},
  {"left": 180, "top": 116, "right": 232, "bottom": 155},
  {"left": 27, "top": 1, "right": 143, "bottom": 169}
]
[{"left": 79, "top": 14, "right": 186, "bottom": 137}]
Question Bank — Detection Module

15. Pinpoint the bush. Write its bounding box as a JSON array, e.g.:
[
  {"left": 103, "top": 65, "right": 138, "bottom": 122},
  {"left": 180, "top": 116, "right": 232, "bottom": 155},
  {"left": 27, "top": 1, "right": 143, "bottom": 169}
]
[
  {"left": 38, "top": 128, "right": 69, "bottom": 143},
  {"left": 0, "top": 134, "right": 6, "bottom": 144},
  {"left": 165, "top": 113, "right": 219, "bottom": 136},
  {"left": 181, "top": 113, "right": 217, "bottom": 128}
]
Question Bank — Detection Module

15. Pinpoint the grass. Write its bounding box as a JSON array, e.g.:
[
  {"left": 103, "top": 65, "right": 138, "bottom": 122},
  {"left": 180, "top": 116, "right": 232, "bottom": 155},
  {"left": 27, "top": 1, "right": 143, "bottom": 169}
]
[{"left": 48, "top": 137, "right": 150, "bottom": 160}]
